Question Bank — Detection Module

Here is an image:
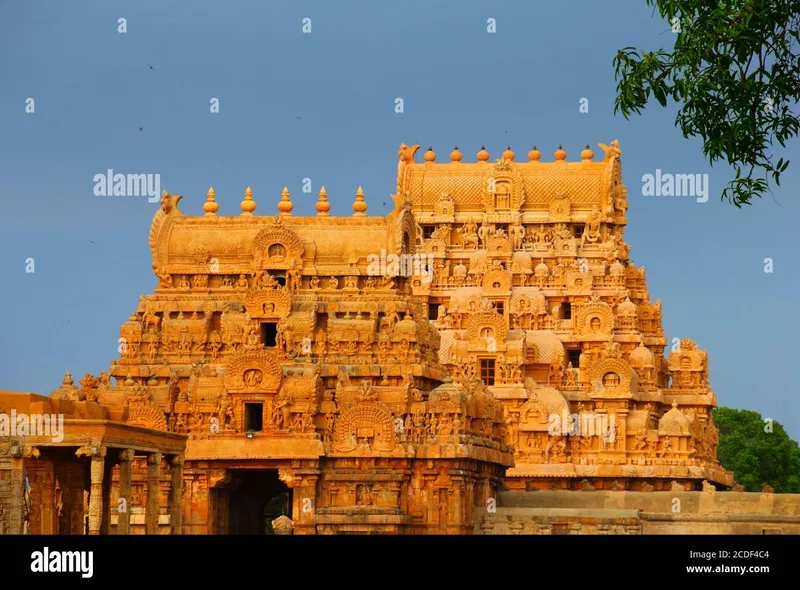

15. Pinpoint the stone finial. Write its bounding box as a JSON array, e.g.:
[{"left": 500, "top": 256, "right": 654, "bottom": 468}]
[
  {"left": 278, "top": 187, "right": 293, "bottom": 215},
  {"left": 477, "top": 145, "right": 489, "bottom": 162},
  {"left": 241, "top": 187, "right": 256, "bottom": 215},
  {"left": 581, "top": 144, "right": 594, "bottom": 161},
  {"left": 424, "top": 147, "right": 436, "bottom": 162},
  {"left": 352, "top": 186, "right": 367, "bottom": 216},
  {"left": 502, "top": 146, "right": 515, "bottom": 161},
  {"left": 450, "top": 146, "right": 462, "bottom": 162},
  {"left": 316, "top": 186, "right": 331, "bottom": 215},
  {"left": 528, "top": 145, "right": 541, "bottom": 162},
  {"left": 554, "top": 145, "right": 567, "bottom": 161},
  {"left": 62, "top": 371, "right": 74, "bottom": 386},
  {"left": 203, "top": 187, "right": 219, "bottom": 215}
]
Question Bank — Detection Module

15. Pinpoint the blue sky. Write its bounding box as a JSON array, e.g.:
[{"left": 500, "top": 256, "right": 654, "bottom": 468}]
[{"left": 0, "top": 0, "right": 798, "bottom": 439}]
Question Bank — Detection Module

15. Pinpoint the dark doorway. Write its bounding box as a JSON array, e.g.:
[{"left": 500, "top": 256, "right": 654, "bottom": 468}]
[
  {"left": 227, "top": 470, "right": 292, "bottom": 534},
  {"left": 261, "top": 322, "right": 277, "bottom": 347},
  {"left": 244, "top": 403, "right": 263, "bottom": 432}
]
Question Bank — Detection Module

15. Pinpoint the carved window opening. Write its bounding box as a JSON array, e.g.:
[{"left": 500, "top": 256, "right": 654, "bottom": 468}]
[
  {"left": 211, "top": 312, "right": 222, "bottom": 331},
  {"left": 494, "top": 301, "right": 504, "bottom": 315},
  {"left": 428, "top": 303, "right": 438, "bottom": 320},
  {"left": 492, "top": 281, "right": 501, "bottom": 289},
  {"left": 480, "top": 359, "right": 496, "bottom": 386},
  {"left": 602, "top": 372, "right": 620, "bottom": 388},
  {"left": 562, "top": 302, "right": 572, "bottom": 320},
  {"left": 244, "top": 403, "right": 264, "bottom": 432},
  {"left": 268, "top": 271, "right": 286, "bottom": 287},
  {"left": 421, "top": 225, "right": 435, "bottom": 240},
  {"left": 573, "top": 226, "right": 584, "bottom": 239},
  {"left": 496, "top": 224, "right": 508, "bottom": 234},
  {"left": 567, "top": 349, "right": 581, "bottom": 368},
  {"left": 261, "top": 322, "right": 278, "bottom": 347}
]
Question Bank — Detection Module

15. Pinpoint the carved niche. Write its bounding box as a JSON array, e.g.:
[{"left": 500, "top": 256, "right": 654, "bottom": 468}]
[
  {"left": 252, "top": 223, "right": 304, "bottom": 270},
  {"left": 466, "top": 311, "right": 508, "bottom": 351},
  {"left": 589, "top": 353, "right": 637, "bottom": 398},
  {"left": 549, "top": 192, "right": 571, "bottom": 222},
  {"left": 483, "top": 268, "right": 511, "bottom": 294},
  {"left": 333, "top": 401, "right": 396, "bottom": 453},
  {"left": 224, "top": 350, "right": 281, "bottom": 393},
  {"left": 245, "top": 287, "right": 292, "bottom": 320},
  {"left": 483, "top": 159, "right": 525, "bottom": 214},
  {"left": 575, "top": 299, "right": 614, "bottom": 336},
  {"left": 434, "top": 192, "right": 455, "bottom": 217}
]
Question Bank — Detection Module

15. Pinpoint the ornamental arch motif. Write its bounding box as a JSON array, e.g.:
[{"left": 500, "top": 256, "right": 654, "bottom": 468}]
[{"left": 333, "top": 403, "right": 396, "bottom": 452}]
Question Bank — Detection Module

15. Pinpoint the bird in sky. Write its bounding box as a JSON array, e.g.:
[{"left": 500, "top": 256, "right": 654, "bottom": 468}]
[
  {"left": 148, "top": 64, "right": 154, "bottom": 70},
  {"left": 139, "top": 127, "right": 143, "bottom": 132},
  {"left": 89, "top": 240, "right": 95, "bottom": 244}
]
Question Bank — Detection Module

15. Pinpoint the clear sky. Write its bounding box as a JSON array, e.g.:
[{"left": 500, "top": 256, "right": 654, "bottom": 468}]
[{"left": 1, "top": 0, "right": 797, "bottom": 439}]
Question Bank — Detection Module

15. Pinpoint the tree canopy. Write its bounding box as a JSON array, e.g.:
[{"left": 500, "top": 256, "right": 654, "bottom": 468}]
[
  {"left": 713, "top": 406, "right": 800, "bottom": 492},
  {"left": 614, "top": 0, "right": 800, "bottom": 207}
]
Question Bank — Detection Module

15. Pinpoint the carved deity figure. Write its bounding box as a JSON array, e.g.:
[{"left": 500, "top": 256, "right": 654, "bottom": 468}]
[
  {"left": 581, "top": 206, "right": 603, "bottom": 248},
  {"left": 509, "top": 217, "right": 526, "bottom": 249},
  {"left": 477, "top": 217, "right": 493, "bottom": 249},
  {"left": 461, "top": 218, "right": 479, "bottom": 250}
]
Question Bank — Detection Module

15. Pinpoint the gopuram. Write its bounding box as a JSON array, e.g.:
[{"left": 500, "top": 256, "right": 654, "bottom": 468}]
[
  {"left": 400, "top": 142, "right": 732, "bottom": 491},
  {"left": 26, "top": 185, "right": 512, "bottom": 535},
  {"left": 0, "top": 139, "right": 735, "bottom": 536}
]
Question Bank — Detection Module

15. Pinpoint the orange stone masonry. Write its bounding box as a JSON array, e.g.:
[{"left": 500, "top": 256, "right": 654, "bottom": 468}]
[
  {"left": 0, "top": 140, "right": 736, "bottom": 536},
  {"left": 400, "top": 141, "right": 732, "bottom": 491}
]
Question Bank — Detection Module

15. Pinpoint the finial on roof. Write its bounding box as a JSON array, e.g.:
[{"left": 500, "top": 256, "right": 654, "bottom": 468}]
[
  {"left": 203, "top": 187, "right": 219, "bottom": 215},
  {"left": 424, "top": 147, "right": 436, "bottom": 162},
  {"left": 241, "top": 187, "right": 256, "bottom": 215},
  {"left": 528, "top": 145, "right": 541, "bottom": 162},
  {"left": 477, "top": 145, "right": 489, "bottom": 162},
  {"left": 62, "top": 371, "right": 73, "bottom": 386},
  {"left": 554, "top": 145, "right": 567, "bottom": 161},
  {"left": 353, "top": 186, "right": 367, "bottom": 216},
  {"left": 316, "top": 186, "right": 331, "bottom": 215},
  {"left": 450, "top": 145, "right": 462, "bottom": 162},
  {"left": 581, "top": 144, "right": 594, "bottom": 161},
  {"left": 502, "top": 146, "right": 515, "bottom": 161},
  {"left": 278, "top": 186, "right": 293, "bottom": 215}
]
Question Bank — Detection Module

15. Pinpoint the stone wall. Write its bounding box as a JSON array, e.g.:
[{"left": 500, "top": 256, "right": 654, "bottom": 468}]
[{"left": 473, "top": 490, "right": 800, "bottom": 534}]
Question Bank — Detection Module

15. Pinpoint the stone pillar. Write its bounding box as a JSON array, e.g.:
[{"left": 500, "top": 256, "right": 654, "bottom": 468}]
[
  {"left": 146, "top": 452, "right": 162, "bottom": 534},
  {"left": 8, "top": 451, "right": 25, "bottom": 535},
  {"left": 87, "top": 449, "right": 107, "bottom": 535},
  {"left": 169, "top": 455, "right": 184, "bottom": 535},
  {"left": 117, "top": 450, "right": 134, "bottom": 534},
  {"left": 101, "top": 457, "right": 112, "bottom": 535}
]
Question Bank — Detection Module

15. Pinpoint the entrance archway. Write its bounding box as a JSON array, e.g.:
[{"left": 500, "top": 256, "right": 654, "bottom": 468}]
[{"left": 227, "top": 470, "right": 292, "bottom": 534}]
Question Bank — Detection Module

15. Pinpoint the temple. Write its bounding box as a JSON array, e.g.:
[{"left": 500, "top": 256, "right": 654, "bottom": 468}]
[{"left": 2, "top": 140, "right": 748, "bottom": 536}]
